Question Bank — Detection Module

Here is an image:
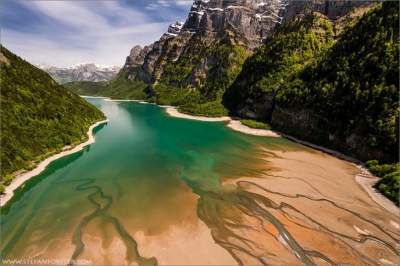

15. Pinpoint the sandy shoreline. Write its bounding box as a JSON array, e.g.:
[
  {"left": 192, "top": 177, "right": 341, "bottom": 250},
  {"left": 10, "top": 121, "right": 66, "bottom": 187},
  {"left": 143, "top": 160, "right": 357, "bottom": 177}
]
[
  {"left": 164, "top": 106, "right": 281, "bottom": 137},
  {"left": 278, "top": 134, "right": 399, "bottom": 215},
  {"left": 105, "top": 98, "right": 140, "bottom": 102},
  {"left": 81, "top": 97, "right": 397, "bottom": 214},
  {"left": 162, "top": 106, "right": 398, "bottom": 213},
  {"left": 227, "top": 120, "right": 281, "bottom": 137},
  {"left": 0, "top": 119, "right": 108, "bottom": 207},
  {"left": 355, "top": 167, "right": 399, "bottom": 215},
  {"left": 164, "top": 106, "right": 231, "bottom": 122},
  {"left": 80, "top": 95, "right": 109, "bottom": 99},
  {"left": 85, "top": 97, "right": 155, "bottom": 105}
]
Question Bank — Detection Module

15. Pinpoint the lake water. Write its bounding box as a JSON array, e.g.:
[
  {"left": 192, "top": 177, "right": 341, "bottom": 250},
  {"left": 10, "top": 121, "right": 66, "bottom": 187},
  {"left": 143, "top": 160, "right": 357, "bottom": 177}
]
[
  {"left": 0, "top": 98, "right": 337, "bottom": 265},
  {"left": 0, "top": 98, "right": 400, "bottom": 265}
]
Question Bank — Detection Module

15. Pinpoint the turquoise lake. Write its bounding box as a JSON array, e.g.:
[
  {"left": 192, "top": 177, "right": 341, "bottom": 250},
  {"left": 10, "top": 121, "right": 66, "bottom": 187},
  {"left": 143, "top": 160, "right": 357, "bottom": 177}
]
[{"left": 0, "top": 98, "right": 301, "bottom": 265}]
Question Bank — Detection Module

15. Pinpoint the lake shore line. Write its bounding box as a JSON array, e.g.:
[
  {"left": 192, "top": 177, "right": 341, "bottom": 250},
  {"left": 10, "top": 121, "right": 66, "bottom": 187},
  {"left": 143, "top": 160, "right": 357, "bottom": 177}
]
[
  {"left": 81, "top": 96, "right": 396, "bottom": 214},
  {"left": 227, "top": 120, "right": 281, "bottom": 137},
  {"left": 164, "top": 106, "right": 231, "bottom": 122},
  {"left": 164, "top": 106, "right": 281, "bottom": 137},
  {"left": 163, "top": 106, "right": 397, "bottom": 214},
  {"left": 0, "top": 119, "right": 108, "bottom": 207},
  {"left": 279, "top": 134, "right": 398, "bottom": 215},
  {"left": 83, "top": 96, "right": 279, "bottom": 137}
]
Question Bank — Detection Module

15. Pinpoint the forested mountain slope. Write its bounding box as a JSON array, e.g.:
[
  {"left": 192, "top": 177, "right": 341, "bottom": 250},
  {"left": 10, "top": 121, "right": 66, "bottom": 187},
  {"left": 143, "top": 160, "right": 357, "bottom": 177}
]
[
  {"left": 0, "top": 46, "right": 105, "bottom": 180},
  {"left": 65, "top": 72, "right": 148, "bottom": 100},
  {"left": 224, "top": 1, "right": 399, "bottom": 164}
]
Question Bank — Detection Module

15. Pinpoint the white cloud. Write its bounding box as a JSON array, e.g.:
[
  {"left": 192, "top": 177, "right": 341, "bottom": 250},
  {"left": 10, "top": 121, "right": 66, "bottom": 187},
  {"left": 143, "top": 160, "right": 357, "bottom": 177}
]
[
  {"left": 175, "top": 0, "right": 193, "bottom": 6},
  {"left": 20, "top": 1, "right": 108, "bottom": 30},
  {"left": 2, "top": 1, "right": 179, "bottom": 67},
  {"left": 146, "top": 0, "right": 192, "bottom": 10},
  {"left": 157, "top": 0, "right": 170, "bottom": 7},
  {"left": 145, "top": 3, "right": 158, "bottom": 10},
  {"left": 2, "top": 21, "right": 169, "bottom": 67}
]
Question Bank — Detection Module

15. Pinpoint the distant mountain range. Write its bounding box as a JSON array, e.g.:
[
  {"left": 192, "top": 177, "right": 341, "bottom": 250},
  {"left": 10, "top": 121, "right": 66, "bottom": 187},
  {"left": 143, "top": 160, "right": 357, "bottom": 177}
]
[{"left": 39, "top": 63, "right": 121, "bottom": 84}]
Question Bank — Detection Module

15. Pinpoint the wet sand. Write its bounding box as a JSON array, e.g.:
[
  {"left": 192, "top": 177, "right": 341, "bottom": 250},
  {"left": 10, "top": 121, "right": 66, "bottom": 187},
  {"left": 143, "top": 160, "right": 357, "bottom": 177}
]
[
  {"left": 3, "top": 98, "right": 398, "bottom": 265},
  {"left": 0, "top": 119, "right": 108, "bottom": 207},
  {"left": 214, "top": 147, "right": 400, "bottom": 265},
  {"left": 227, "top": 120, "right": 281, "bottom": 137},
  {"left": 133, "top": 221, "right": 237, "bottom": 265},
  {"left": 163, "top": 105, "right": 394, "bottom": 215},
  {"left": 355, "top": 167, "right": 399, "bottom": 215}
]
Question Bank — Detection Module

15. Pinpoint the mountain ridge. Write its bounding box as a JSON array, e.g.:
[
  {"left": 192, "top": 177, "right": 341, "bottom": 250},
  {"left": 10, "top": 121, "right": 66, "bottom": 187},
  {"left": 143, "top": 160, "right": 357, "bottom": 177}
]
[{"left": 40, "top": 63, "right": 120, "bottom": 84}]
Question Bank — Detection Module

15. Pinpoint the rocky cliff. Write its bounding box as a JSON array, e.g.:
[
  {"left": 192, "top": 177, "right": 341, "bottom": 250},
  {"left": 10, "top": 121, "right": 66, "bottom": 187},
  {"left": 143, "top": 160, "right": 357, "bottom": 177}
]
[
  {"left": 119, "top": 0, "right": 288, "bottom": 104},
  {"left": 224, "top": 1, "right": 398, "bottom": 163},
  {"left": 283, "top": 0, "right": 373, "bottom": 21},
  {"left": 115, "top": 0, "right": 379, "bottom": 114}
]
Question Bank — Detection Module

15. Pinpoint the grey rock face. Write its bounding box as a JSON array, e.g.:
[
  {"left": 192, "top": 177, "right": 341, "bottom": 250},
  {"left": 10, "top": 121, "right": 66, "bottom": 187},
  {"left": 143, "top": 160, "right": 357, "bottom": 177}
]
[
  {"left": 282, "top": 0, "right": 374, "bottom": 22},
  {"left": 184, "top": 0, "right": 287, "bottom": 47},
  {"left": 123, "top": 0, "right": 287, "bottom": 84},
  {"left": 161, "top": 21, "right": 185, "bottom": 39},
  {"left": 137, "top": 31, "right": 193, "bottom": 83},
  {"left": 124, "top": 44, "right": 153, "bottom": 70},
  {"left": 121, "top": 0, "right": 371, "bottom": 87}
]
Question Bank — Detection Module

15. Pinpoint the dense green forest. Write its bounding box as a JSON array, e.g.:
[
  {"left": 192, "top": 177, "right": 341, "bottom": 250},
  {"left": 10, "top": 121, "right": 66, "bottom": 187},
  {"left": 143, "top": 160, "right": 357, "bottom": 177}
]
[
  {"left": 224, "top": 2, "right": 399, "bottom": 203},
  {"left": 65, "top": 71, "right": 148, "bottom": 100},
  {"left": 65, "top": 80, "right": 108, "bottom": 96},
  {"left": 225, "top": 2, "right": 398, "bottom": 162},
  {"left": 0, "top": 46, "right": 105, "bottom": 188}
]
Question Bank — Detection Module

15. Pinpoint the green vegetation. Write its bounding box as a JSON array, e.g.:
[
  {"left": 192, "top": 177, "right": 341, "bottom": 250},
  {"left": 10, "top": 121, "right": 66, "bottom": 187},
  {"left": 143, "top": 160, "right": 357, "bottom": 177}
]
[
  {"left": 105, "top": 72, "right": 148, "bottom": 99},
  {"left": 366, "top": 160, "right": 399, "bottom": 205},
  {"left": 224, "top": 2, "right": 399, "bottom": 202},
  {"left": 240, "top": 119, "right": 271, "bottom": 130},
  {"left": 178, "top": 101, "right": 228, "bottom": 117},
  {"left": 66, "top": 33, "right": 250, "bottom": 118},
  {"left": 53, "top": 76, "right": 73, "bottom": 84},
  {"left": 153, "top": 36, "right": 250, "bottom": 116},
  {"left": 65, "top": 71, "right": 148, "bottom": 100},
  {"left": 64, "top": 81, "right": 107, "bottom": 96},
  {"left": 0, "top": 46, "right": 105, "bottom": 185},
  {"left": 152, "top": 83, "right": 194, "bottom": 106},
  {"left": 225, "top": 2, "right": 399, "bottom": 163},
  {"left": 225, "top": 12, "right": 335, "bottom": 107}
]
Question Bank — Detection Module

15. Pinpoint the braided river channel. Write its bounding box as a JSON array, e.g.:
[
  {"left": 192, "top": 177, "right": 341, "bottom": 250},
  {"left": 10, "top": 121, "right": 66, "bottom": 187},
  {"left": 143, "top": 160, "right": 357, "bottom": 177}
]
[{"left": 1, "top": 98, "right": 399, "bottom": 265}]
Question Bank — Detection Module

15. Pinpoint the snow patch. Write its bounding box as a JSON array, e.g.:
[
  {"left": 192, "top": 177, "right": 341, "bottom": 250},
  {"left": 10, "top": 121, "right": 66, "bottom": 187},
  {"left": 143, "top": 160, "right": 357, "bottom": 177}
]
[
  {"left": 207, "top": 7, "right": 223, "bottom": 12},
  {"left": 190, "top": 10, "right": 205, "bottom": 16},
  {"left": 165, "top": 32, "right": 178, "bottom": 37}
]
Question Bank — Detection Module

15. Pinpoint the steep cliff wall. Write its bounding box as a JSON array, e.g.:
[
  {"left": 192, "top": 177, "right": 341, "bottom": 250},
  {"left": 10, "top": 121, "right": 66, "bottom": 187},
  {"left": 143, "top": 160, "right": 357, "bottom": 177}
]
[
  {"left": 116, "top": 0, "right": 288, "bottom": 111},
  {"left": 224, "top": 1, "right": 399, "bottom": 163}
]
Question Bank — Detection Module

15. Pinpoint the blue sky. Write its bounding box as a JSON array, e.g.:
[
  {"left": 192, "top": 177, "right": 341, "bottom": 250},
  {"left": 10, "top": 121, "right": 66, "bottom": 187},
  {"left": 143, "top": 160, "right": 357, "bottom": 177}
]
[{"left": 0, "top": 0, "right": 192, "bottom": 67}]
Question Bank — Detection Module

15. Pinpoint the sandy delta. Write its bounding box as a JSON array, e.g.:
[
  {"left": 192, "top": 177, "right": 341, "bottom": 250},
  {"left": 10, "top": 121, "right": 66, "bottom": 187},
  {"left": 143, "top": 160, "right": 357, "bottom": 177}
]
[{"left": 2, "top": 98, "right": 398, "bottom": 265}]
